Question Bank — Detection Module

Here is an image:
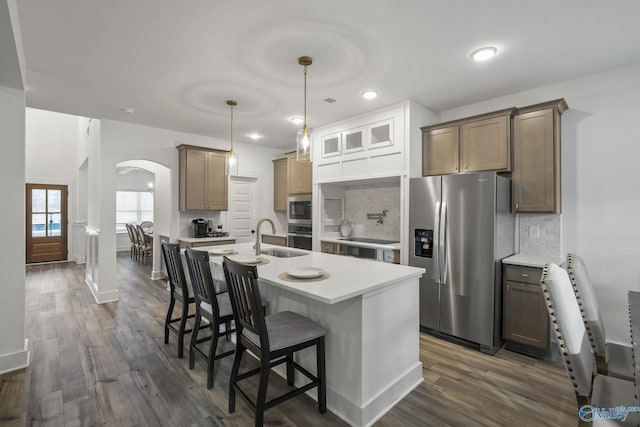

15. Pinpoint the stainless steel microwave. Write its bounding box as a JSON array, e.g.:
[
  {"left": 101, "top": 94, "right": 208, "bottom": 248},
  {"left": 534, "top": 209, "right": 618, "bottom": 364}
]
[{"left": 287, "top": 196, "right": 311, "bottom": 224}]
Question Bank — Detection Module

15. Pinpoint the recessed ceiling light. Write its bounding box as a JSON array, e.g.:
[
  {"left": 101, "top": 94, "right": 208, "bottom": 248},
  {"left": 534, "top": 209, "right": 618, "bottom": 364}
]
[
  {"left": 289, "top": 116, "right": 304, "bottom": 125},
  {"left": 470, "top": 46, "right": 497, "bottom": 62},
  {"left": 119, "top": 106, "right": 136, "bottom": 114},
  {"left": 362, "top": 90, "right": 379, "bottom": 100},
  {"left": 247, "top": 132, "right": 262, "bottom": 140}
]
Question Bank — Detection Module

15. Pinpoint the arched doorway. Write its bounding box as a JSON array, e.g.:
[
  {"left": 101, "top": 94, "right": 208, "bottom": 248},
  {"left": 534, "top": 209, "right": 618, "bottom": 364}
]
[{"left": 116, "top": 160, "right": 171, "bottom": 279}]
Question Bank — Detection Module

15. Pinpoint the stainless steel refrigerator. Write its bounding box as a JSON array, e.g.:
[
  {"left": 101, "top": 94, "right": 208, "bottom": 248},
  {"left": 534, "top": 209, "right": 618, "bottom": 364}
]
[{"left": 409, "top": 172, "right": 514, "bottom": 354}]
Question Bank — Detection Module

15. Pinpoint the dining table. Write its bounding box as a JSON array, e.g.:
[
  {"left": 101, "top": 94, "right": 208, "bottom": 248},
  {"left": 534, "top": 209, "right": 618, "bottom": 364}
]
[{"left": 628, "top": 290, "right": 640, "bottom": 404}]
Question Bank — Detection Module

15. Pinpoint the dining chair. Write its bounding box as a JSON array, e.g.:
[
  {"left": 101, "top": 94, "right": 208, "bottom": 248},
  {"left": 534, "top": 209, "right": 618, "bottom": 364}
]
[
  {"left": 135, "top": 224, "right": 153, "bottom": 264},
  {"left": 540, "top": 263, "right": 637, "bottom": 426},
  {"left": 184, "top": 248, "right": 235, "bottom": 389},
  {"left": 125, "top": 223, "right": 137, "bottom": 260},
  {"left": 566, "top": 253, "right": 635, "bottom": 381},
  {"left": 161, "top": 242, "right": 195, "bottom": 358},
  {"left": 222, "top": 256, "right": 327, "bottom": 427}
]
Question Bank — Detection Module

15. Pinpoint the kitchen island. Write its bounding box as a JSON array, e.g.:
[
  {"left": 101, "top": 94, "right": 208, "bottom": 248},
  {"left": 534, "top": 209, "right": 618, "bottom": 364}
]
[{"left": 200, "top": 242, "right": 425, "bottom": 426}]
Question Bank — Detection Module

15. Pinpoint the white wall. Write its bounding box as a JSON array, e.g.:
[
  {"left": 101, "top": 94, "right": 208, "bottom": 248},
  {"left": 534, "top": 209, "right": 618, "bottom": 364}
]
[
  {"left": 116, "top": 168, "right": 154, "bottom": 190},
  {"left": 437, "top": 62, "right": 640, "bottom": 344},
  {"left": 25, "top": 108, "right": 80, "bottom": 182},
  {"left": 0, "top": 0, "right": 28, "bottom": 374}
]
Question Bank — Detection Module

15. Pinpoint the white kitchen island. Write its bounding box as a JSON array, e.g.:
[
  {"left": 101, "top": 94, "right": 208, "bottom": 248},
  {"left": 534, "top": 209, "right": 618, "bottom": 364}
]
[{"left": 199, "top": 243, "right": 425, "bottom": 427}]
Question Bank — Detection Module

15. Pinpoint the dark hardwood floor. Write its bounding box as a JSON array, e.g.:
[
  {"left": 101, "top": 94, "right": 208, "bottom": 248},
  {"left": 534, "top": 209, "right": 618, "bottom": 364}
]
[{"left": 0, "top": 253, "right": 577, "bottom": 426}]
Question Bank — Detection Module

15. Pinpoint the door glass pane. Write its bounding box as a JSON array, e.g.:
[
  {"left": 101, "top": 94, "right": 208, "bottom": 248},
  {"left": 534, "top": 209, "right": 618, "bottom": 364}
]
[
  {"left": 32, "top": 190, "right": 46, "bottom": 212},
  {"left": 32, "top": 214, "right": 46, "bottom": 237},
  {"left": 48, "top": 214, "right": 62, "bottom": 237},
  {"left": 48, "top": 189, "right": 61, "bottom": 212}
]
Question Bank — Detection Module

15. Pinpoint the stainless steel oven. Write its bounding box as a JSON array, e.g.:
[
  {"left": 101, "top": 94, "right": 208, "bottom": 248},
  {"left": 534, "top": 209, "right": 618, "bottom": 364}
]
[
  {"left": 287, "top": 223, "right": 312, "bottom": 250},
  {"left": 287, "top": 196, "right": 312, "bottom": 224}
]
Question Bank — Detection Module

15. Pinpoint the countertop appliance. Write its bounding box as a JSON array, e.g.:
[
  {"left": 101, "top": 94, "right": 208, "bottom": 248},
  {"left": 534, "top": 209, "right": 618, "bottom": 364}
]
[
  {"left": 409, "top": 172, "right": 514, "bottom": 354},
  {"left": 288, "top": 196, "right": 311, "bottom": 224},
  {"left": 192, "top": 218, "right": 208, "bottom": 238}
]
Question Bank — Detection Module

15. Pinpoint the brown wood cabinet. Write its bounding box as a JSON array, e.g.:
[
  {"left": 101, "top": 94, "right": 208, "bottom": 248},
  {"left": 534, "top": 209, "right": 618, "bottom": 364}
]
[
  {"left": 503, "top": 264, "right": 550, "bottom": 358},
  {"left": 512, "top": 99, "right": 567, "bottom": 214},
  {"left": 273, "top": 158, "right": 288, "bottom": 211},
  {"left": 178, "top": 145, "right": 228, "bottom": 211},
  {"left": 460, "top": 114, "right": 510, "bottom": 173},
  {"left": 321, "top": 241, "right": 337, "bottom": 254},
  {"left": 261, "top": 234, "right": 287, "bottom": 246},
  {"left": 286, "top": 152, "right": 312, "bottom": 195},
  {"left": 422, "top": 126, "right": 459, "bottom": 176},
  {"left": 422, "top": 109, "right": 513, "bottom": 176}
]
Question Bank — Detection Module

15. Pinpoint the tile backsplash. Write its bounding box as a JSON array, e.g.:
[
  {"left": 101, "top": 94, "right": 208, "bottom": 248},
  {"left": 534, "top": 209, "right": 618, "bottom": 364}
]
[
  {"left": 344, "top": 183, "right": 400, "bottom": 240},
  {"left": 518, "top": 214, "right": 561, "bottom": 258}
]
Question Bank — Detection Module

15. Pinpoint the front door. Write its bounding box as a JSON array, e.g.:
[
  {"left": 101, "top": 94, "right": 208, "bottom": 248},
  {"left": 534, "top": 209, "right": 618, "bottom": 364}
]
[{"left": 26, "top": 184, "right": 68, "bottom": 263}]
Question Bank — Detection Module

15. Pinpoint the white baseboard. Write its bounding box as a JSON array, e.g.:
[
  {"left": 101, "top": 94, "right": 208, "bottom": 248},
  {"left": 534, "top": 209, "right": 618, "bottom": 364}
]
[
  {"left": 85, "top": 279, "right": 119, "bottom": 304},
  {"left": 151, "top": 270, "right": 167, "bottom": 280},
  {"left": 0, "top": 339, "right": 30, "bottom": 375},
  {"left": 327, "top": 362, "right": 423, "bottom": 427}
]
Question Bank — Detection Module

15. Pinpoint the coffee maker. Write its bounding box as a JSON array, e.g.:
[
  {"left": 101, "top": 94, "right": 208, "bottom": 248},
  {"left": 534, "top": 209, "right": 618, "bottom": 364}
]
[{"left": 192, "top": 218, "right": 208, "bottom": 238}]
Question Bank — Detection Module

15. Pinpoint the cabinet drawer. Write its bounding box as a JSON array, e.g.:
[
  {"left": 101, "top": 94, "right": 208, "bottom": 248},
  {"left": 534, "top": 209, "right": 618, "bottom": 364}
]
[{"left": 504, "top": 264, "right": 542, "bottom": 285}]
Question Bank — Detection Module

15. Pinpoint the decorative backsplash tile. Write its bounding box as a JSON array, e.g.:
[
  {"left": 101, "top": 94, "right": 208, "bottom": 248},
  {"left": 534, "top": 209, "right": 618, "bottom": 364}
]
[
  {"left": 518, "top": 214, "right": 561, "bottom": 258},
  {"left": 344, "top": 184, "right": 400, "bottom": 241}
]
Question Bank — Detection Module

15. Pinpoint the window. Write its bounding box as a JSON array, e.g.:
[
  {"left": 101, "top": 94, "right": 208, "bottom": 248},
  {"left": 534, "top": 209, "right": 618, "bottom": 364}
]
[{"left": 116, "top": 191, "right": 153, "bottom": 232}]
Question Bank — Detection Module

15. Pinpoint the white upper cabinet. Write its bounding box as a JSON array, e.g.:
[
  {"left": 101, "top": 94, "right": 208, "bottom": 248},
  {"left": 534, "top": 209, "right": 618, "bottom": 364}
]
[
  {"left": 369, "top": 119, "right": 393, "bottom": 149},
  {"left": 314, "top": 102, "right": 412, "bottom": 182},
  {"left": 321, "top": 132, "right": 342, "bottom": 158}
]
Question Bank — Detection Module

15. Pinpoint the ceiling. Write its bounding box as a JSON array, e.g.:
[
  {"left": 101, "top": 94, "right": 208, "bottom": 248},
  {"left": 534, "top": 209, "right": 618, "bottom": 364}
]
[{"left": 15, "top": 0, "right": 640, "bottom": 150}]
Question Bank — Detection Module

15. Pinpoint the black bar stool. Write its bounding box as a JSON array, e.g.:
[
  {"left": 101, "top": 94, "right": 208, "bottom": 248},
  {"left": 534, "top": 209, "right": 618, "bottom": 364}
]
[
  {"left": 184, "top": 248, "right": 235, "bottom": 389},
  {"left": 160, "top": 242, "right": 195, "bottom": 358},
  {"left": 222, "top": 256, "right": 327, "bottom": 427}
]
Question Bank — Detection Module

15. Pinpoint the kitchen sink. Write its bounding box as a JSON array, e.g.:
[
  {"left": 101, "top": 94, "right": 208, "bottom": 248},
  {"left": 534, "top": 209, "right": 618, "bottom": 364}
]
[{"left": 260, "top": 248, "right": 308, "bottom": 258}]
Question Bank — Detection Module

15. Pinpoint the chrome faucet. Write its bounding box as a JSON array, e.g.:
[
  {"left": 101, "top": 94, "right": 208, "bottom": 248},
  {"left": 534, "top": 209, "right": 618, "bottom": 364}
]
[{"left": 254, "top": 217, "right": 276, "bottom": 255}]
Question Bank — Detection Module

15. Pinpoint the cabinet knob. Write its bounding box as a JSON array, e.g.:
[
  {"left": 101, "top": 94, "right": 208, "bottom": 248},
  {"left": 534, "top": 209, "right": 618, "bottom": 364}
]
[
  {"left": 521, "top": 273, "right": 529, "bottom": 278},
  {"left": 515, "top": 203, "right": 519, "bottom": 211}
]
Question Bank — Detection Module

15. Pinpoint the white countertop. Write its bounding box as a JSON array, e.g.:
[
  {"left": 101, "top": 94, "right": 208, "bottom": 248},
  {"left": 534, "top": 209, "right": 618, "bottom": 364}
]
[
  {"left": 320, "top": 236, "right": 401, "bottom": 251},
  {"left": 178, "top": 236, "right": 236, "bottom": 243},
  {"left": 201, "top": 243, "right": 424, "bottom": 304},
  {"left": 502, "top": 253, "right": 565, "bottom": 268}
]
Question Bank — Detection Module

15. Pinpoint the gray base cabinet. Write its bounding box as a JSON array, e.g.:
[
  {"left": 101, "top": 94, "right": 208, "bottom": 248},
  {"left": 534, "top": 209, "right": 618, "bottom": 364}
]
[{"left": 502, "top": 264, "right": 550, "bottom": 358}]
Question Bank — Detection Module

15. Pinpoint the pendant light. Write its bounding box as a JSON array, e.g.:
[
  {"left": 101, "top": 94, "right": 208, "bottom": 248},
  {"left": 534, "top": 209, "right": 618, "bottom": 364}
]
[
  {"left": 296, "top": 56, "right": 312, "bottom": 162},
  {"left": 226, "top": 99, "right": 238, "bottom": 172}
]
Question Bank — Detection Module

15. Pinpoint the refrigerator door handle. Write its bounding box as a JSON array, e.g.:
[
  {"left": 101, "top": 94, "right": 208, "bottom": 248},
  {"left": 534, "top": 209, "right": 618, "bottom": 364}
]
[
  {"left": 433, "top": 201, "right": 441, "bottom": 284},
  {"left": 440, "top": 201, "right": 448, "bottom": 286}
]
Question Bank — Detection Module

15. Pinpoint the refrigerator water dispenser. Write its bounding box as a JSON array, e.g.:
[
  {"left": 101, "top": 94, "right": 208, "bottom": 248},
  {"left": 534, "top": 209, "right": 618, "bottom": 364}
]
[{"left": 414, "top": 229, "right": 433, "bottom": 258}]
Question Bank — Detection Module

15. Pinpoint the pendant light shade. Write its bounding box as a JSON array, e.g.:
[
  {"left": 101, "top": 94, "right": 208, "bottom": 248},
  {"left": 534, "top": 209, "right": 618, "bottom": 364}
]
[
  {"left": 296, "top": 56, "right": 312, "bottom": 162},
  {"left": 226, "top": 100, "right": 238, "bottom": 173}
]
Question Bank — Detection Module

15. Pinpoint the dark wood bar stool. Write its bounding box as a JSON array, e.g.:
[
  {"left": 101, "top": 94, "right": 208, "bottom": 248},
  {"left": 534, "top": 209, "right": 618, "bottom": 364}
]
[
  {"left": 184, "top": 248, "right": 235, "bottom": 389},
  {"left": 160, "top": 242, "right": 195, "bottom": 358},
  {"left": 222, "top": 256, "right": 327, "bottom": 427}
]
